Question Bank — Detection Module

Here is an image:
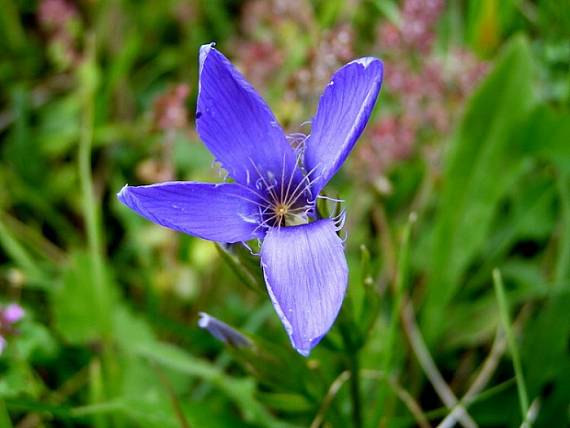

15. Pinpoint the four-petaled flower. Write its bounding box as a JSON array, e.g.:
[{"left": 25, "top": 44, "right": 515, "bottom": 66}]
[{"left": 118, "top": 43, "right": 383, "bottom": 355}]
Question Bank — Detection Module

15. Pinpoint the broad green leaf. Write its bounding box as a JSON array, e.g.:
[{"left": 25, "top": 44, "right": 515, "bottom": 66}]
[{"left": 422, "top": 36, "right": 536, "bottom": 343}]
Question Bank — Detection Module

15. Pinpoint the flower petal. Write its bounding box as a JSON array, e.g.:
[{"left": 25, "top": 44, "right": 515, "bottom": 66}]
[
  {"left": 118, "top": 182, "right": 263, "bottom": 243},
  {"left": 304, "top": 57, "right": 383, "bottom": 195},
  {"left": 198, "top": 312, "right": 251, "bottom": 348},
  {"left": 260, "top": 219, "right": 348, "bottom": 355},
  {"left": 197, "top": 44, "right": 300, "bottom": 187}
]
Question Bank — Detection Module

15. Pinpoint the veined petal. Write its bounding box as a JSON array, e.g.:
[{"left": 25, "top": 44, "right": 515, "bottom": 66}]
[
  {"left": 118, "top": 182, "right": 263, "bottom": 243},
  {"left": 304, "top": 57, "right": 383, "bottom": 196},
  {"left": 197, "top": 44, "right": 300, "bottom": 187},
  {"left": 260, "top": 219, "right": 348, "bottom": 355}
]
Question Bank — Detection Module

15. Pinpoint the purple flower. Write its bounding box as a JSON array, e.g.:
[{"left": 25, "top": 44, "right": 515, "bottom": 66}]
[
  {"left": 3, "top": 304, "right": 25, "bottom": 324},
  {"left": 0, "top": 303, "right": 25, "bottom": 355},
  {"left": 118, "top": 44, "right": 383, "bottom": 355}
]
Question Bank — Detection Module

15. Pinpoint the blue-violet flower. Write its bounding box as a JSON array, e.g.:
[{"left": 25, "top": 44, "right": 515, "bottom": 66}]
[{"left": 118, "top": 43, "right": 383, "bottom": 355}]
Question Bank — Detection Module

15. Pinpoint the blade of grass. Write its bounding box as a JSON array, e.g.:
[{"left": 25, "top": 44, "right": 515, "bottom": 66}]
[
  {"left": 382, "top": 213, "right": 415, "bottom": 372},
  {"left": 555, "top": 172, "right": 570, "bottom": 289},
  {"left": 492, "top": 269, "right": 530, "bottom": 424},
  {"left": 311, "top": 370, "right": 431, "bottom": 428},
  {"left": 402, "top": 301, "right": 477, "bottom": 428},
  {"left": 78, "top": 34, "right": 110, "bottom": 329},
  {"left": 0, "top": 399, "right": 13, "bottom": 428},
  {"left": 376, "top": 213, "right": 415, "bottom": 422},
  {"left": 0, "top": 216, "right": 44, "bottom": 281},
  {"left": 89, "top": 359, "right": 107, "bottom": 428}
]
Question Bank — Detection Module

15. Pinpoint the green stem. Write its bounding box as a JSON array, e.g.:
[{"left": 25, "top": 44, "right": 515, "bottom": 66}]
[
  {"left": 0, "top": 215, "right": 43, "bottom": 280},
  {"left": 348, "top": 352, "right": 362, "bottom": 428},
  {"left": 79, "top": 34, "right": 117, "bottom": 428},
  {"left": 382, "top": 215, "right": 414, "bottom": 373},
  {"left": 492, "top": 269, "right": 529, "bottom": 424},
  {"left": 89, "top": 359, "right": 107, "bottom": 428},
  {"left": 78, "top": 35, "right": 110, "bottom": 334},
  {"left": 376, "top": 214, "right": 414, "bottom": 423},
  {"left": 555, "top": 172, "right": 570, "bottom": 289},
  {"left": 339, "top": 321, "right": 362, "bottom": 428}
]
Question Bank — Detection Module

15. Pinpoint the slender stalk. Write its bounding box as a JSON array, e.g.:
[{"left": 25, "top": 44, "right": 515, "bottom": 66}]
[
  {"left": 348, "top": 351, "right": 362, "bottom": 428},
  {"left": 79, "top": 34, "right": 117, "bottom": 428},
  {"left": 311, "top": 371, "right": 351, "bottom": 428},
  {"left": 0, "top": 216, "right": 43, "bottom": 280},
  {"left": 376, "top": 213, "right": 415, "bottom": 423},
  {"left": 437, "top": 327, "right": 507, "bottom": 428},
  {"left": 402, "top": 301, "right": 477, "bottom": 428},
  {"left": 78, "top": 35, "right": 107, "bottom": 321},
  {"left": 312, "top": 370, "right": 431, "bottom": 428},
  {"left": 555, "top": 172, "right": 570, "bottom": 289},
  {"left": 382, "top": 213, "right": 415, "bottom": 372},
  {"left": 89, "top": 359, "right": 106, "bottom": 428},
  {"left": 339, "top": 321, "right": 362, "bottom": 428},
  {"left": 492, "top": 269, "right": 530, "bottom": 424}
]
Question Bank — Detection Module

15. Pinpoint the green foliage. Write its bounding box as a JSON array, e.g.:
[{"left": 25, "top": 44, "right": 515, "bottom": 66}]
[
  {"left": 421, "top": 36, "right": 537, "bottom": 342},
  {"left": 0, "top": 1, "right": 568, "bottom": 427}
]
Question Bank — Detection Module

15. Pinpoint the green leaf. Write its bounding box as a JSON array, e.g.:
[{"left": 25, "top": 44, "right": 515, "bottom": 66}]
[
  {"left": 258, "top": 392, "right": 314, "bottom": 413},
  {"left": 132, "top": 340, "right": 299, "bottom": 428},
  {"left": 422, "top": 36, "right": 537, "bottom": 343},
  {"left": 517, "top": 105, "right": 570, "bottom": 173},
  {"left": 52, "top": 252, "right": 116, "bottom": 344}
]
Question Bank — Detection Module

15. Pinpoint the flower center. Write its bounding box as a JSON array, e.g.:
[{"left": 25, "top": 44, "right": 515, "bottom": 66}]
[
  {"left": 270, "top": 200, "right": 309, "bottom": 227},
  {"left": 275, "top": 203, "right": 288, "bottom": 217}
]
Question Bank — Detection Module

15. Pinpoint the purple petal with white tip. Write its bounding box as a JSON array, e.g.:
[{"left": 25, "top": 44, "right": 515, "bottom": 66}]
[
  {"left": 305, "top": 57, "right": 383, "bottom": 196},
  {"left": 118, "top": 182, "right": 263, "bottom": 243},
  {"left": 260, "top": 219, "right": 348, "bottom": 356},
  {"left": 198, "top": 312, "right": 251, "bottom": 348},
  {"left": 197, "top": 44, "right": 300, "bottom": 187}
]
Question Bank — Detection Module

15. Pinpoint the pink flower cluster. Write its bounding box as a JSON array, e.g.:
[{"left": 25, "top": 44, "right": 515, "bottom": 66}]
[
  {"left": 0, "top": 304, "right": 25, "bottom": 354},
  {"left": 355, "top": 0, "right": 488, "bottom": 180},
  {"left": 37, "top": 0, "right": 81, "bottom": 69}
]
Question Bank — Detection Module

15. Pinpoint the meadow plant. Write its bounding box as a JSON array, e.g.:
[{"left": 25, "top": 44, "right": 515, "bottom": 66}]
[
  {"left": 118, "top": 44, "right": 383, "bottom": 355},
  {"left": 1, "top": 1, "right": 568, "bottom": 427}
]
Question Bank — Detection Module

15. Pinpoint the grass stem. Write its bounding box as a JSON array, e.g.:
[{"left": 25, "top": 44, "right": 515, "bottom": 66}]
[
  {"left": 492, "top": 269, "right": 530, "bottom": 424},
  {"left": 376, "top": 213, "right": 415, "bottom": 423}
]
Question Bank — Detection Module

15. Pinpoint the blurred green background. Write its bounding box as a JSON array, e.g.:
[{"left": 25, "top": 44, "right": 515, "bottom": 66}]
[{"left": 1, "top": 0, "right": 569, "bottom": 427}]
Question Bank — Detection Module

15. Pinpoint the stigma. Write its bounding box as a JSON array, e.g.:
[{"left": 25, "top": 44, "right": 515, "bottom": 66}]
[{"left": 272, "top": 201, "right": 309, "bottom": 227}]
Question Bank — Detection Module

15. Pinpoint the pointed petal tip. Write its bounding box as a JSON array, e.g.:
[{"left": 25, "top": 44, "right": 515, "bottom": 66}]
[
  {"left": 199, "top": 42, "right": 217, "bottom": 75},
  {"left": 348, "top": 57, "right": 384, "bottom": 88},
  {"left": 292, "top": 334, "right": 324, "bottom": 357},
  {"left": 304, "top": 56, "right": 384, "bottom": 195},
  {"left": 350, "top": 56, "right": 383, "bottom": 70},
  {"left": 196, "top": 42, "right": 297, "bottom": 186},
  {"left": 261, "top": 220, "right": 348, "bottom": 357},
  {"left": 199, "top": 42, "right": 216, "bottom": 59},
  {"left": 117, "top": 184, "right": 131, "bottom": 205}
]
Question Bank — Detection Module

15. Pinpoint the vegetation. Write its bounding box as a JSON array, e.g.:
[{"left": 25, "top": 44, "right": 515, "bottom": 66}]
[{"left": 1, "top": 0, "right": 569, "bottom": 426}]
